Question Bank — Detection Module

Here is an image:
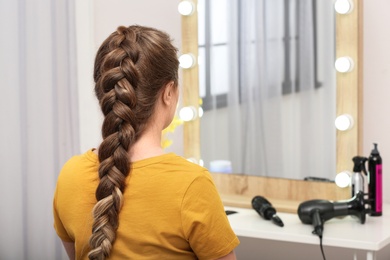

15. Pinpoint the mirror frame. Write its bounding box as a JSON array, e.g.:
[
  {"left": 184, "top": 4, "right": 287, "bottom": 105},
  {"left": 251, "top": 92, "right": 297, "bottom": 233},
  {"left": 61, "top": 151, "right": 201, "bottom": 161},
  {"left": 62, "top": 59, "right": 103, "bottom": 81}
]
[{"left": 180, "top": 0, "right": 363, "bottom": 212}]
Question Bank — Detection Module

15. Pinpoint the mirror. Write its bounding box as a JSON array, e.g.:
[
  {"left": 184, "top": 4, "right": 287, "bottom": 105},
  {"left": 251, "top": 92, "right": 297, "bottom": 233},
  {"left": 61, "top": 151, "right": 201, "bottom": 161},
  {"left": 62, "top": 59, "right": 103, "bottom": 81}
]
[
  {"left": 198, "top": 0, "right": 336, "bottom": 180},
  {"left": 180, "top": 0, "right": 362, "bottom": 209}
]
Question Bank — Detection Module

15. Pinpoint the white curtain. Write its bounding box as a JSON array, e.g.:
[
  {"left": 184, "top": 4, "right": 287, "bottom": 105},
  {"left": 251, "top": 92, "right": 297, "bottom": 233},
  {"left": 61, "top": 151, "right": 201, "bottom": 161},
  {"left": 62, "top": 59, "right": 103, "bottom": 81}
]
[
  {"left": 201, "top": 0, "right": 336, "bottom": 180},
  {"left": 0, "top": 0, "right": 79, "bottom": 259}
]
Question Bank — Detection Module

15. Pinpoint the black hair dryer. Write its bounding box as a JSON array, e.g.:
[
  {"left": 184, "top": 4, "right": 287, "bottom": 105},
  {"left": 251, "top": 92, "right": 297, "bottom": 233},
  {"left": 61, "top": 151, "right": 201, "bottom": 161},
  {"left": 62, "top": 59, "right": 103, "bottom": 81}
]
[{"left": 297, "top": 191, "right": 368, "bottom": 237}]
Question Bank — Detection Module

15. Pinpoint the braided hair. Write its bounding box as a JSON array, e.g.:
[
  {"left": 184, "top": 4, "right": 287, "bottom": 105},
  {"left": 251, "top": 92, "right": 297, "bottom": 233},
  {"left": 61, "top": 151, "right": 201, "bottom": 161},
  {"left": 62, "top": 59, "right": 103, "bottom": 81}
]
[{"left": 88, "top": 25, "right": 179, "bottom": 259}]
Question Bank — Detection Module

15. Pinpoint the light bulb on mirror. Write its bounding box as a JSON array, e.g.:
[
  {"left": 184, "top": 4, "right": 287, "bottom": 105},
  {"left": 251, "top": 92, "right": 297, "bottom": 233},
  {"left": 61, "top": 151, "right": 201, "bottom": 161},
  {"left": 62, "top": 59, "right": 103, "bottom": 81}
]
[
  {"left": 178, "top": 0, "right": 195, "bottom": 16},
  {"left": 335, "top": 114, "right": 354, "bottom": 131},
  {"left": 198, "top": 106, "right": 204, "bottom": 118},
  {"left": 335, "top": 171, "right": 352, "bottom": 188},
  {"left": 334, "top": 0, "right": 353, "bottom": 14},
  {"left": 335, "top": 56, "right": 354, "bottom": 73},
  {"left": 179, "top": 53, "right": 196, "bottom": 69},
  {"left": 179, "top": 106, "right": 197, "bottom": 122}
]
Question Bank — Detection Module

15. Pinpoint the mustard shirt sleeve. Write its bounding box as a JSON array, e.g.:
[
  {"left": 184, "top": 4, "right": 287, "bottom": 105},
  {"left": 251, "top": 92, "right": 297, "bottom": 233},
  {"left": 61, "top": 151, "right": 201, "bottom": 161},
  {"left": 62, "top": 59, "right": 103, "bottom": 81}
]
[
  {"left": 52, "top": 180, "right": 73, "bottom": 242},
  {"left": 181, "top": 170, "right": 240, "bottom": 260}
]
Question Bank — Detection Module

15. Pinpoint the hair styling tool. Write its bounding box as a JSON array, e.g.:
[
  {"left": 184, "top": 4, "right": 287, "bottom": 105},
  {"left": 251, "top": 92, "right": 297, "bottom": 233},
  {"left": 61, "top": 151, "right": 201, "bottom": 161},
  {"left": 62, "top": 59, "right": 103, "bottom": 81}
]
[
  {"left": 252, "top": 196, "right": 284, "bottom": 227},
  {"left": 297, "top": 191, "right": 369, "bottom": 260}
]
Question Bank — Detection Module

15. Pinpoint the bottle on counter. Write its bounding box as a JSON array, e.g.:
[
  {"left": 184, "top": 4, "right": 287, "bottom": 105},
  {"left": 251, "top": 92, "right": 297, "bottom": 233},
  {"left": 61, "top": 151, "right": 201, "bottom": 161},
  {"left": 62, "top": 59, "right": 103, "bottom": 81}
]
[
  {"left": 351, "top": 156, "right": 368, "bottom": 198},
  {"left": 368, "top": 143, "right": 383, "bottom": 216}
]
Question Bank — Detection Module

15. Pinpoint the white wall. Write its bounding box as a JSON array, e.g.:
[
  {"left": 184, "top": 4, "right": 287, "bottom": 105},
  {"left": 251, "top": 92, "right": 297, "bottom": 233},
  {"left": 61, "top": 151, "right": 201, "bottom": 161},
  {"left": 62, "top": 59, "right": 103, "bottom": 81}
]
[{"left": 363, "top": 0, "right": 390, "bottom": 205}]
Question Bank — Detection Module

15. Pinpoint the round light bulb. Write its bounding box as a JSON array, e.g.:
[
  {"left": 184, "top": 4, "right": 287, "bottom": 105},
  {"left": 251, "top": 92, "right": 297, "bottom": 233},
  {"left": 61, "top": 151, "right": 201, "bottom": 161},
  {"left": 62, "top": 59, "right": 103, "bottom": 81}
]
[
  {"left": 334, "top": 0, "right": 353, "bottom": 14},
  {"left": 179, "top": 53, "right": 196, "bottom": 69},
  {"left": 335, "top": 114, "right": 354, "bottom": 131},
  {"left": 198, "top": 106, "right": 204, "bottom": 118},
  {"left": 179, "top": 106, "right": 197, "bottom": 121},
  {"left": 335, "top": 171, "right": 352, "bottom": 188},
  {"left": 178, "top": 0, "right": 195, "bottom": 16},
  {"left": 335, "top": 56, "right": 354, "bottom": 73}
]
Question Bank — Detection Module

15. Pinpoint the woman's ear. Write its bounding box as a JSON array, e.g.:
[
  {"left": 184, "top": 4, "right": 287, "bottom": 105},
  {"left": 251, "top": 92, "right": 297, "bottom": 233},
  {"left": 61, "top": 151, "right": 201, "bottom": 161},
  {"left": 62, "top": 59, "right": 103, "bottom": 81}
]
[{"left": 162, "top": 81, "right": 176, "bottom": 106}]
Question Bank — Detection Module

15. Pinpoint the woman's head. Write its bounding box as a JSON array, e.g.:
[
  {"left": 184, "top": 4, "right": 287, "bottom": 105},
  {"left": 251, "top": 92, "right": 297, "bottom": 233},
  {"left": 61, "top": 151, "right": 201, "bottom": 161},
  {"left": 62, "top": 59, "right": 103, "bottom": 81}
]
[
  {"left": 94, "top": 25, "right": 179, "bottom": 137},
  {"left": 88, "top": 25, "right": 179, "bottom": 259}
]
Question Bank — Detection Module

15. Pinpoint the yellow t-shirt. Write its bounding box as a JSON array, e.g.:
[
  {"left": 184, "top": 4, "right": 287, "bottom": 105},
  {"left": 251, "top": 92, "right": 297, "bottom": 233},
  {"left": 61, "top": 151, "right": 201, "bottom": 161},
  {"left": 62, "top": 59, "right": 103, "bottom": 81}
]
[{"left": 53, "top": 150, "right": 239, "bottom": 260}]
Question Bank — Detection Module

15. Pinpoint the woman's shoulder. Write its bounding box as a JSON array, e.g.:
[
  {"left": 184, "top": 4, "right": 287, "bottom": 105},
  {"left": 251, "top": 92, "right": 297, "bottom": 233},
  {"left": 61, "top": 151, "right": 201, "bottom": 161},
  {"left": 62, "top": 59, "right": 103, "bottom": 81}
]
[
  {"left": 57, "top": 149, "right": 99, "bottom": 182},
  {"left": 62, "top": 149, "right": 97, "bottom": 167}
]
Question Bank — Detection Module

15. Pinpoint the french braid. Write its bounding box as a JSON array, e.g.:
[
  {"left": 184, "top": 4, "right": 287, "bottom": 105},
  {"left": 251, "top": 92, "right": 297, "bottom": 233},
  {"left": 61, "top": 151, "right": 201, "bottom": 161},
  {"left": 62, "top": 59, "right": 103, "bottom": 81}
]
[{"left": 89, "top": 25, "right": 179, "bottom": 259}]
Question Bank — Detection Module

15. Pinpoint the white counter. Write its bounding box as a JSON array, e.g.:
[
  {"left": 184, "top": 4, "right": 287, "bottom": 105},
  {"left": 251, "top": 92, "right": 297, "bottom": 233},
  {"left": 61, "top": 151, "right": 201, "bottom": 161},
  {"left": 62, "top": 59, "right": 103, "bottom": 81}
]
[{"left": 226, "top": 204, "right": 390, "bottom": 259}]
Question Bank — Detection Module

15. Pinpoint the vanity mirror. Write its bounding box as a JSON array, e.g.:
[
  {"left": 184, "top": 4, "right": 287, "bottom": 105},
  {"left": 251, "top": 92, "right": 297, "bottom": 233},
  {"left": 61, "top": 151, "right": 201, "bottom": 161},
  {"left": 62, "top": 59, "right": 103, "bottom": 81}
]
[{"left": 180, "top": 0, "right": 362, "bottom": 211}]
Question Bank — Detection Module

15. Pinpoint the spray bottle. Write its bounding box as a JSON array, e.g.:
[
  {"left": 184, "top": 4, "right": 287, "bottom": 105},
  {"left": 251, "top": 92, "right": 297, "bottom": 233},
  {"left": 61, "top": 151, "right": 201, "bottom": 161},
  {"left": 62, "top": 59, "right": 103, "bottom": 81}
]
[
  {"left": 351, "top": 156, "right": 368, "bottom": 197},
  {"left": 368, "top": 143, "right": 383, "bottom": 216}
]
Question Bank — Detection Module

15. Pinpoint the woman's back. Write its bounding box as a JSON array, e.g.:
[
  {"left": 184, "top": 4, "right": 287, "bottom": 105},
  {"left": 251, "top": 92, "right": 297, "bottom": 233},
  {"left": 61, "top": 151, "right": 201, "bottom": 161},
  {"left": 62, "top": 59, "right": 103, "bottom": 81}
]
[{"left": 54, "top": 150, "right": 239, "bottom": 259}]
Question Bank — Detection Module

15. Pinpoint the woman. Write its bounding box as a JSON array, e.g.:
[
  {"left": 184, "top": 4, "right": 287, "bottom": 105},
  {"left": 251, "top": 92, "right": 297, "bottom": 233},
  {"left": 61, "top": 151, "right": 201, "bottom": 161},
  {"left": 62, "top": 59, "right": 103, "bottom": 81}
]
[{"left": 53, "top": 25, "right": 239, "bottom": 260}]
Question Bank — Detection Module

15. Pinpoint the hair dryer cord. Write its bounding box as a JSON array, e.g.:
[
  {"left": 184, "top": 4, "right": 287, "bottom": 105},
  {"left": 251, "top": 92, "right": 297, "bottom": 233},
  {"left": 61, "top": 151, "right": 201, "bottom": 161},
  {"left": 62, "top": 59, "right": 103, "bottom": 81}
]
[{"left": 311, "top": 209, "right": 326, "bottom": 260}]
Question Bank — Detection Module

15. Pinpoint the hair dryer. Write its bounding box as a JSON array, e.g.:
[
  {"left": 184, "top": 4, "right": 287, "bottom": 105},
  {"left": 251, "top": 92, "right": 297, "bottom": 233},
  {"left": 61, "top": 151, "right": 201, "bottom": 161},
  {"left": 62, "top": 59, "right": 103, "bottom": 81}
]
[{"left": 297, "top": 191, "right": 368, "bottom": 238}]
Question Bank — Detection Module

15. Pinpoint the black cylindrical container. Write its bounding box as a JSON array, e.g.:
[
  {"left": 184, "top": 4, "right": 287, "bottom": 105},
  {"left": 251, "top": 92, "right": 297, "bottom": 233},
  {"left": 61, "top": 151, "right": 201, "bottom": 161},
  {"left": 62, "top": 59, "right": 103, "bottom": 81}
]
[{"left": 368, "top": 143, "right": 383, "bottom": 216}]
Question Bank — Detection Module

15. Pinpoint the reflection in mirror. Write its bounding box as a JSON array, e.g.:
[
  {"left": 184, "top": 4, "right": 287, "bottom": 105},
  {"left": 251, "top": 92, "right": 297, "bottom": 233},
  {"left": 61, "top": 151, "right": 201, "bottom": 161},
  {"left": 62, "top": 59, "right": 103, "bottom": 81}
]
[
  {"left": 198, "top": 0, "right": 337, "bottom": 180},
  {"left": 181, "top": 0, "right": 360, "bottom": 209}
]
